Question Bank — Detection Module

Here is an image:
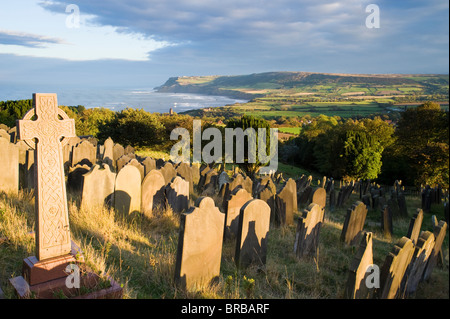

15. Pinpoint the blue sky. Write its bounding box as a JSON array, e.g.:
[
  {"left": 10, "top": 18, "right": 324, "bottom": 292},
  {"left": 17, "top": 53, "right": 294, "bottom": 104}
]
[{"left": 0, "top": 0, "right": 448, "bottom": 89}]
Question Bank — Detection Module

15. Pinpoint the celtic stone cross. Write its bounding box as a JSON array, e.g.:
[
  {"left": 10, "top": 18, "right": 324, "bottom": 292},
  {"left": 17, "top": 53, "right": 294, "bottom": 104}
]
[{"left": 17, "top": 93, "right": 76, "bottom": 261}]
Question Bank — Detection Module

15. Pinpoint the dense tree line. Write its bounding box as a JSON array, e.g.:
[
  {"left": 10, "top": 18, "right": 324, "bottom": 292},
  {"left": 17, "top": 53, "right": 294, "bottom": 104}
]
[{"left": 280, "top": 102, "right": 449, "bottom": 188}]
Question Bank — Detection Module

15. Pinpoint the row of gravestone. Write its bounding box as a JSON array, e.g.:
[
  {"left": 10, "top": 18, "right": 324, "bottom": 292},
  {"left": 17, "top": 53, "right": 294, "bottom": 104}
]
[
  {"left": 335, "top": 198, "right": 448, "bottom": 299},
  {"left": 78, "top": 161, "right": 195, "bottom": 216}
]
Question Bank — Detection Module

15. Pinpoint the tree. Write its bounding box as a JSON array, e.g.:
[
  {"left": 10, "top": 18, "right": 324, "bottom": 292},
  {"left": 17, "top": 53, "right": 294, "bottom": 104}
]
[
  {"left": 225, "top": 115, "right": 274, "bottom": 177},
  {"left": 394, "top": 102, "right": 449, "bottom": 187},
  {"left": 97, "top": 108, "right": 165, "bottom": 148}
]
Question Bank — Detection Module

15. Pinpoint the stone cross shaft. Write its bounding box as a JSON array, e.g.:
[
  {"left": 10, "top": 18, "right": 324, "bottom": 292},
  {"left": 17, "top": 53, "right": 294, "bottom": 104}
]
[{"left": 17, "top": 93, "right": 76, "bottom": 261}]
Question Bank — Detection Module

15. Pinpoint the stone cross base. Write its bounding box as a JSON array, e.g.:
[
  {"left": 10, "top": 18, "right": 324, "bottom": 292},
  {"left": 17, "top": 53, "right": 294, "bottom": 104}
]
[{"left": 8, "top": 242, "right": 122, "bottom": 299}]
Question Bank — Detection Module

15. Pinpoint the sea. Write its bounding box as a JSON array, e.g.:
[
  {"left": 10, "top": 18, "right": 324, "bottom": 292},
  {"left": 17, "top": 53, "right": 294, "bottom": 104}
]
[{"left": 0, "top": 85, "right": 248, "bottom": 114}]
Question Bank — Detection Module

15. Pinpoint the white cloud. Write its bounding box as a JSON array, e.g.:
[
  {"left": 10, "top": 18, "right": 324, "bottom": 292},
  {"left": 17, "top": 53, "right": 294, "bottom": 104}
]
[{"left": 0, "top": 0, "right": 174, "bottom": 61}]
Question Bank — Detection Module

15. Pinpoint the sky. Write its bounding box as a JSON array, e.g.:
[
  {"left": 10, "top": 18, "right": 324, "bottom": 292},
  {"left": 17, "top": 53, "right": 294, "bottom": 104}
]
[{"left": 0, "top": 0, "right": 448, "bottom": 90}]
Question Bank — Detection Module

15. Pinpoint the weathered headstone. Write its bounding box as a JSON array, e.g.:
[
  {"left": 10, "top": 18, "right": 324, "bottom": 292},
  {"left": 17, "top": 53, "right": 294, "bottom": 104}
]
[
  {"left": 406, "top": 209, "right": 424, "bottom": 245},
  {"left": 258, "top": 183, "right": 276, "bottom": 222},
  {"left": 16, "top": 93, "right": 76, "bottom": 260},
  {"left": 310, "top": 187, "right": 327, "bottom": 209},
  {"left": 71, "top": 140, "right": 96, "bottom": 167},
  {"left": 81, "top": 163, "right": 116, "bottom": 209},
  {"left": 141, "top": 169, "right": 166, "bottom": 217},
  {"left": 422, "top": 220, "right": 448, "bottom": 281},
  {"left": 166, "top": 176, "right": 189, "bottom": 214},
  {"left": 112, "top": 143, "right": 125, "bottom": 169},
  {"left": 293, "top": 203, "right": 324, "bottom": 259},
  {"left": 381, "top": 205, "right": 393, "bottom": 240},
  {"left": 275, "top": 178, "right": 297, "bottom": 226},
  {"left": 160, "top": 162, "right": 177, "bottom": 185},
  {"left": 176, "top": 162, "right": 193, "bottom": 194},
  {"left": 344, "top": 232, "right": 375, "bottom": 299},
  {"left": 174, "top": 197, "right": 225, "bottom": 290},
  {"left": 127, "top": 158, "right": 145, "bottom": 181},
  {"left": 67, "top": 164, "right": 90, "bottom": 195},
  {"left": 116, "top": 155, "right": 132, "bottom": 173},
  {"left": 114, "top": 164, "right": 141, "bottom": 215},
  {"left": 0, "top": 137, "right": 19, "bottom": 195},
  {"left": 404, "top": 231, "right": 435, "bottom": 295},
  {"left": 235, "top": 199, "right": 271, "bottom": 268},
  {"left": 225, "top": 187, "right": 253, "bottom": 239},
  {"left": 341, "top": 201, "right": 368, "bottom": 246},
  {"left": 141, "top": 157, "right": 156, "bottom": 177},
  {"left": 102, "top": 137, "right": 114, "bottom": 167},
  {"left": 379, "top": 237, "right": 415, "bottom": 299}
]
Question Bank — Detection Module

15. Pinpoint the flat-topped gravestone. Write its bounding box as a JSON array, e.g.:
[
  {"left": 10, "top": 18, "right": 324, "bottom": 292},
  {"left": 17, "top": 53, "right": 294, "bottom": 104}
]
[
  {"left": 379, "top": 237, "right": 415, "bottom": 299},
  {"left": 341, "top": 201, "right": 368, "bottom": 246},
  {"left": 235, "top": 199, "right": 271, "bottom": 268},
  {"left": 17, "top": 93, "right": 75, "bottom": 261},
  {"left": 114, "top": 164, "right": 141, "bottom": 215},
  {"left": 141, "top": 169, "right": 166, "bottom": 217},
  {"left": 225, "top": 188, "right": 253, "bottom": 239},
  {"left": 406, "top": 209, "right": 424, "bottom": 245},
  {"left": 174, "top": 197, "right": 225, "bottom": 290},
  {"left": 294, "top": 203, "right": 324, "bottom": 259},
  {"left": 166, "top": 176, "right": 189, "bottom": 214},
  {"left": 275, "top": 178, "right": 297, "bottom": 226},
  {"left": 81, "top": 164, "right": 116, "bottom": 209},
  {"left": 0, "top": 137, "right": 19, "bottom": 195},
  {"left": 344, "top": 232, "right": 374, "bottom": 299}
]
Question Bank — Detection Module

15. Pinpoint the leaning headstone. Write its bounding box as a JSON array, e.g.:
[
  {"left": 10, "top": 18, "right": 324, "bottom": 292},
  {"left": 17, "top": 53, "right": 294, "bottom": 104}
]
[
  {"left": 0, "top": 137, "right": 19, "bottom": 195},
  {"left": 81, "top": 164, "right": 116, "bottom": 209},
  {"left": 235, "top": 199, "right": 271, "bottom": 269},
  {"left": 422, "top": 220, "right": 448, "bottom": 281},
  {"left": 275, "top": 178, "right": 297, "bottom": 226},
  {"left": 225, "top": 188, "right": 253, "bottom": 239},
  {"left": 293, "top": 203, "right": 325, "bottom": 259},
  {"left": 166, "top": 176, "right": 189, "bottom": 214},
  {"left": 397, "top": 192, "right": 408, "bottom": 217},
  {"left": 174, "top": 197, "right": 225, "bottom": 290},
  {"left": 344, "top": 232, "right": 375, "bottom": 299},
  {"left": 141, "top": 169, "right": 166, "bottom": 217},
  {"left": 114, "top": 164, "right": 141, "bottom": 215},
  {"left": 116, "top": 155, "right": 132, "bottom": 173},
  {"left": 404, "top": 231, "right": 435, "bottom": 295},
  {"left": 378, "top": 237, "right": 415, "bottom": 299},
  {"left": 406, "top": 209, "right": 424, "bottom": 245},
  {"left": 341, "top": 201, "right": 368, "bottom": 246}
]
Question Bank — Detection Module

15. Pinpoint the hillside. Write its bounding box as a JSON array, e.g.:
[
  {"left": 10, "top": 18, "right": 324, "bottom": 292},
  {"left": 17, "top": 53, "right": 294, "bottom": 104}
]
[
  {"left": 155, "top": 72, "right": 449, "bottom": 120},
  {"left": 155, "top": 72, "right": 449, "bottom": 99}
]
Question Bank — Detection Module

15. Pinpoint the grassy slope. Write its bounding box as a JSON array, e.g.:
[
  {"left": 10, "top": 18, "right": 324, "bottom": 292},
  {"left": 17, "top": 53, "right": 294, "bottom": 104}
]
[{"left": 1, "top": 185, "right": 448, "bottom": 299}]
